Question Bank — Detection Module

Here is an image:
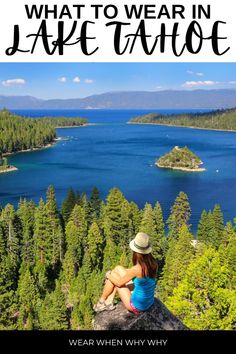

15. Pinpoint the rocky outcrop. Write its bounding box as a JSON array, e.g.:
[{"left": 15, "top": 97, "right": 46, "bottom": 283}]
[{"left": 93, "top": 298, "right": 188, "bottom": 330}]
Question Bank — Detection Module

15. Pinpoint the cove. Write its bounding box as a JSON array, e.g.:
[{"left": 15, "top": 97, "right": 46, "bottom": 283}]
[{"left": 1, "top": 108, "right": 236, "bottom": 231}]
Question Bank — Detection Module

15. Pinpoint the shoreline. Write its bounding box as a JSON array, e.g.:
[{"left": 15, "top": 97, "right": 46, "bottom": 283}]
[
  {"left": 2, "top": 141, "right": 56, "bottom": 157},
  {"left": 55, "top": 123, "right": 96, "bottom": 128},
  {"left": 0, "top": 166, "right": 18, "bottom": 174},
  {"left": 156, "top": 162, "right": 206, "bottom": 172},
  {"left": 128, "top": 121, "right": 236, "bottom": 133},
  {"left": 2, "top": 123, "right": 90, "bottom": 158},
  {"left": 1, "top": 123, "right": 89, "bottom": 171}
]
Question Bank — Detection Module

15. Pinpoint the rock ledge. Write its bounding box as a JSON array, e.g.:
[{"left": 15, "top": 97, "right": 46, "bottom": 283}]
[{"left": 93, "top": 298, "right": 188, "bottom": 330}]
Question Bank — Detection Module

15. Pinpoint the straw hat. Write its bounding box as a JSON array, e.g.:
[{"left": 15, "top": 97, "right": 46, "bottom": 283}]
[{"left": 129, "top": 232, "right": 152, "bottom": 254}]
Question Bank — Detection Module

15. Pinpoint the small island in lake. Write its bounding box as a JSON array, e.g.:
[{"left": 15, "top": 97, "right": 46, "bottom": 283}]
[
  {"left": 0, "top": 154, "right": 17, "bottom": 174},
  {"left": 156, "top": 146, "right": 205, "bottom": 172}
]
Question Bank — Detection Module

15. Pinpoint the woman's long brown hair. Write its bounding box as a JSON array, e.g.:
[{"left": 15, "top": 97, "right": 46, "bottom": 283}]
[{"left": 132, "top": 252, "right": 158, "bottom": 278}]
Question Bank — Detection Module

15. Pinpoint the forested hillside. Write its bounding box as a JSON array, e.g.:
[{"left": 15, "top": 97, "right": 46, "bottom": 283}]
[
  {"left": 0, "top": 186, "right": 235, "bottom": 330},
  {"left": 41, "top": 117, "right": 88, "bottom": 128},
  {"left": 129, "top": 108, "right": 236, "bottom": 131},
  {"left": 0, "top": 110, "right": 87, "bottom": 154}
]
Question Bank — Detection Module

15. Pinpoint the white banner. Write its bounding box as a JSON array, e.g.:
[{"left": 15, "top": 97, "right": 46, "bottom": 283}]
[{"left": 0, "top": 0, "right": 235, "bottom": 62}]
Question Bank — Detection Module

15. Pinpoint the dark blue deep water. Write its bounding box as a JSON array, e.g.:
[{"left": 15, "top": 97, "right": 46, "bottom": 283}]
[{"left": 1, "top": 109, "right": 236, "bottom": 231}]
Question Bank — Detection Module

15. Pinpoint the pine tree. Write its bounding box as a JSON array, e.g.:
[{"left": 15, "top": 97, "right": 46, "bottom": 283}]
[
  {"left": 75, "top": 191, "right": 81, "bottom": 205},
  {"left": 0, "top": 223, "right": 6, "bottom": 263},
  {"left": 71, "top": 271, "right": 98, "bottom": 330},
  {"left": 39, "top": 281, "right": 68, "bottom": 330},
  {"left": 70, "top": 304, "right": 83, "bottom": 330},
  {"left": 140, "top": 203, "right": 155, "bottom": 236},
  {"left": 61, "top": 188, "right": 76, "bottom": 224},
  {"left": 167, "top": 192, "right": 191, "bottom": 239},
  {"left": 75, "top": 270, "right": 87, "bottom": 301},
  {"left": 212, "top": 204, "right": 224, "bottom": 248},
  {"left": 0, "top": 185, "right": 235, "bottom": 331},
  {"left": 80, "top": 193, "right": 92, "bottom": 228},
  {"left": 223, "top": 222, "right": 235, "bottom": 247},
  {"left": 80, "top": 251, "right": 92, "bottom": 280},
  {"left": 119, "top": 200, "right": 132, "bottom": 251},
  {"left": 17, "top": 199, "right": 35, "bottom": 267},
  {"left": 17, "top": 267, "right": 40, "bottom": 329},
  {"left": 61, "top": 249, "right": 77, "bottom": 293},
  {"left": 166, "top": 248, "right": 236, "bottom": 330},
  {"left": 152, "top": 202, "right": 165, "bottom": 262},
  {"left": 129, "top": 201, "right": 142, "bottom": 235},
  {"left": 87, "top": 222, "right": 104, "bottom": 271},
  {"left": 202, "top": 211, "right": 218, "bottom": 248},
  {"left": 119, "top": 250, "right": 130, "bottom": 268},
  {"left": 90, "top": 187, "right": 101, "bottom": 218},
  {"left": 70, "top": 205, "right": 88, "bottom": 246},
  {"left": 69, "top": 204, "right": 87, "bottom": 257},
  {"left": 103, "top": 188, "right": 127, "bottom": 245},
  {"left": 197, "top": 209, "right": 209, "bottom": 242},
  {"left": 103, "top": 238, "right": 119, "bottom": 271},
  {"left": 159, "top": 224, "right": 194, "bottom": 300},
  {"left": 224, "top": 230, "right": 236, "bottom": 289},
  {"left": 77, "top": 294, "right": 94, "bottom": 329},
  {"left": 198, "top": 206, "right": 224, "bottom": 249},
  {"left": 61, "top": 204, "right": 87, "bottom": 290},
  {"left": 140, "top": 203, "right": 160, "bottom": 260},
  {"left": 0, "top": 256, "right": 17, "bottom": 329},
  {"left": 0, "top": 204, "right": 20, "bottom": 271},
  {"left": 45, "top": 185, "right": 64, "bottom": 270},
  {"left": 34, "top": 198, "right": 51, "bottom": 267},
  {"left": 97, "top": 201, "right": 106, "bottom": 229},
  {"left": 33, "top": 199, "right": 51, "bottom": 292}
]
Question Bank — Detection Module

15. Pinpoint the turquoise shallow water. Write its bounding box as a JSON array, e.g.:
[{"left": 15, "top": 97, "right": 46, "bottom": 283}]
[{"left": 1, "top": 109, "right": 236, "bottom": 230}]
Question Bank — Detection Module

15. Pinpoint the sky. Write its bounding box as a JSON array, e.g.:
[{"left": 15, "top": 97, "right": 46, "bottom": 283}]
[{"left": 0, "top": 63, "right": 236, "bottom": 100}]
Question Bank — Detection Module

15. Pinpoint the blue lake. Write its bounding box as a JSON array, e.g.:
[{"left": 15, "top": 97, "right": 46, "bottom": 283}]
[{"left": 1, "top": 109, "right": 236, "bottom": 231}]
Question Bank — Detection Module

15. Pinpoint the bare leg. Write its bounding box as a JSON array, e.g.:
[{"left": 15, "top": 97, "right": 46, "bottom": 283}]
[
  {"left": 109, "top": 266, "right": 133, "bottom": 311},
  {"left": 116, "top": 286, "right": 133, "bottom": 311},
  {"left": 99, "top": 265, "right": 127, "bottom": 303},
  {"left": 100, "top": 279, "right": 116, "bottom": 302},
  {"left": 105, "top": 285, "right": 117, "bottom": 304},
  {"left": 98, "top": 265, "right": 134, "bottom": 311}
]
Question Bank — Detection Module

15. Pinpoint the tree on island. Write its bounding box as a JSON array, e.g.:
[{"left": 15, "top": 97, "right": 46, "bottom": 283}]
[
  {"left": 0, "top": 152, "right": 8, "bottom": 170},
  {"left": 156, "top": 146, "right": 205, "bottom": 172}
]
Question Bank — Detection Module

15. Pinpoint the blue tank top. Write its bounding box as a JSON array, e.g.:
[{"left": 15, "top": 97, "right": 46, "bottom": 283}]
[{"left": 131, "top": 277, "right": 156, "bottom": 311}]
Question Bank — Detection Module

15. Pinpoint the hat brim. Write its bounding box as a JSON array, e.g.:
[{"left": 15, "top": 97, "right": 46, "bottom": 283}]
[{"left": 129, "top": 240, "right": 152, "bottom": 255}]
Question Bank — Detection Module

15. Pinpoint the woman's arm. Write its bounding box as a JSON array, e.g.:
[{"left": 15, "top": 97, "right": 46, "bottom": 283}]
[{"left": 106, "top": 267, "right": 138, "bottom": 288}]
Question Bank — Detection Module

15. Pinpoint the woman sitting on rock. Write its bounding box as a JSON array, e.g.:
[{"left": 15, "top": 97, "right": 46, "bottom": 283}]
[{"left": 93, "top": 232, "right": 158, "bottom": 315}]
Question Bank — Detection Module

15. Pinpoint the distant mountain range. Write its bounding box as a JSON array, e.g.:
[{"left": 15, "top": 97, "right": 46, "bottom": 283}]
[{"left": 1, "top": 89, "right": 236, "bottom": 110}]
